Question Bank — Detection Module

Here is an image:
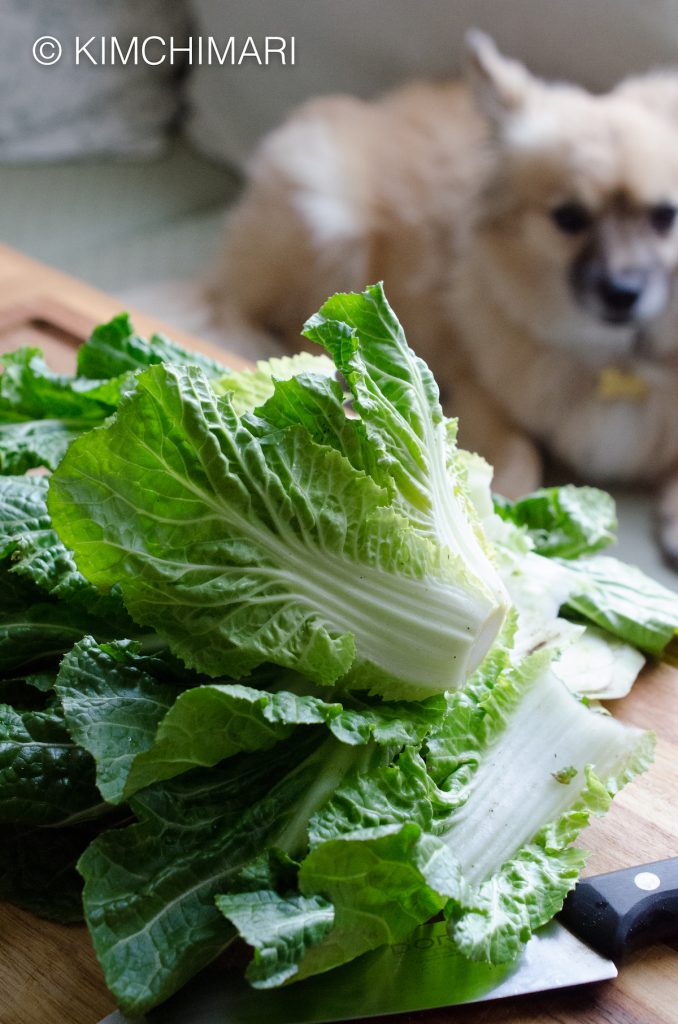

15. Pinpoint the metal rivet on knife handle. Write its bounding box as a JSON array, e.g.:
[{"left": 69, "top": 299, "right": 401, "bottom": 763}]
[{"left": 559, "top": 856, "right": 678, "bottom": 961}]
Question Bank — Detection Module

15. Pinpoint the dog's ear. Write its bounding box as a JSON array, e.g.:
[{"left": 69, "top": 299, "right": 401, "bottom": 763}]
[{"left": 464, "top": 30, "right": 534, "bottom": 125}]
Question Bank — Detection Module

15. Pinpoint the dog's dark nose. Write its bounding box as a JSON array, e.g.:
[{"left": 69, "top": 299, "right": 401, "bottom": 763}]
[{"left": 597, "top": 271, "right": 646, "bottom": 316}]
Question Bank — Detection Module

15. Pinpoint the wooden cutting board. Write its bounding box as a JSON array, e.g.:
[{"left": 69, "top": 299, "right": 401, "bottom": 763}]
[{"left": 0, "top": 245, "right": 676, "bottom": 1024}]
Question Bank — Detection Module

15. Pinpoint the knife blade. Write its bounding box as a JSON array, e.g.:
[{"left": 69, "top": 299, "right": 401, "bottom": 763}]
[{"left": 101, "top": 857, "right": 678, "bottom": 1024}]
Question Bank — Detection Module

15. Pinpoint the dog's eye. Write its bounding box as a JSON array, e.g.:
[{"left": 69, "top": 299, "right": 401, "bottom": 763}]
[
  {"left": 649, "top": 203, "right": 677, "bottom": 235},
  {"left": 550, "top": 203, "right": 592, "bottom": 234}
]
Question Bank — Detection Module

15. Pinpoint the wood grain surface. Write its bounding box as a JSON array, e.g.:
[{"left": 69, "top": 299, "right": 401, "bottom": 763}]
[{"left": 0, "top": 245, "right": 676, "bottom": 1024}]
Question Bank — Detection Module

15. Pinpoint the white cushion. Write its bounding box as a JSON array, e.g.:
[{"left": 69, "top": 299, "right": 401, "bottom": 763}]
[{"left": 185, "top": 0, "right": 678, "bottom": 166}]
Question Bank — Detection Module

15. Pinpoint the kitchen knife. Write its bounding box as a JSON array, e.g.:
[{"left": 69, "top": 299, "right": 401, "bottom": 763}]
[{"left": 101, "top": 856, "right": 678, "bottom": 1024}]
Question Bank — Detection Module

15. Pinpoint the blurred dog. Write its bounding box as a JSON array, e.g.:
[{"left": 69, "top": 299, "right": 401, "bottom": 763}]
[{"left": 212, "top": 31, "right": 678, "bottom": 562}]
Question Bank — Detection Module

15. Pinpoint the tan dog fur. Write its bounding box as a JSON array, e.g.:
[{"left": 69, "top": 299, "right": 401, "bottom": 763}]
[{"left": 212, "top": 32, "right": 678, "bottom": 560}]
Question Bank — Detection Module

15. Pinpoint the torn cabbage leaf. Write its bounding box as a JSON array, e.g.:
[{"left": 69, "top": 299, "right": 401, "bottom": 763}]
[{"left": 468, "top": 468, "right": 671, "bottom": 698}]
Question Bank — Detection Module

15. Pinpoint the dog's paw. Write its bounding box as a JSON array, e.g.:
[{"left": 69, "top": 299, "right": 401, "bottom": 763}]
[
  {"left": 657, "top": 518, "right": 678, "bottom": 570},
  {"left": 657, "top": 480, "right": 678, "bottom": 570},
  {"left": 657, "top": 514, "right": 678, "bottom": 571},
  {"left": 491, "top": 435, "right": 542, "bottom": 501}
]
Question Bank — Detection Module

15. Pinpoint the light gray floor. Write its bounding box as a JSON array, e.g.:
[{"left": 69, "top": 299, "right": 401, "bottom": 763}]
[
  {"left": 1, "top": 141, "right": 676, "bottom": 590},
  {"left": 0, "top": 140, "right": 240, "bottom": 292}
]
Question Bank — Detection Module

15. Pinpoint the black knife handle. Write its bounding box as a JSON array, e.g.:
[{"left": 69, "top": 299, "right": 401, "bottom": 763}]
[{"left": 559, "top": 857, "right": 678, "bottom": 962}]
